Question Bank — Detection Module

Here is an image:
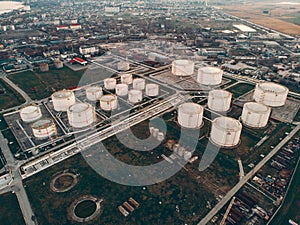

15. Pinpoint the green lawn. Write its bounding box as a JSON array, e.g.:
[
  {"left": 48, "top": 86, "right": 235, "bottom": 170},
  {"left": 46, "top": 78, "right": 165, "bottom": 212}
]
[
  {"left": 8, "top": 68, "right": 85, "bottom": 100},
  {"left": 227, "top": 83, "right": 255, "bottom": 98},
  {"left": 0, "top": 79, "right": 25, "bottom": 110},
  {"left": 0, "top": 193, "right": 25, "bottom": 225},
  {"left": 270, "top": 152, "right": 300, "bottom": 225}
]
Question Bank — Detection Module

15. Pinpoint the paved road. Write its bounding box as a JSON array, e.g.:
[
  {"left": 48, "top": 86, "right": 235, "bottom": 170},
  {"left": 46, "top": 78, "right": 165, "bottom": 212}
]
[
  {"left": 0, "top": 132, "right": 36, "bottom": 225},
  {"left": 198, "top": 124, "right": 300, "bottom": 225},
  {"left": 1, "top": 76, "right": 32, "bottom": 103}
]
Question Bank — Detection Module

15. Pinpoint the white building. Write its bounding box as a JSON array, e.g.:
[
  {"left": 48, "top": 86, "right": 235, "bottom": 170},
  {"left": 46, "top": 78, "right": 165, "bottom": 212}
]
[{"left": 79, "top": 46, "right": 99, "bottom": 55}]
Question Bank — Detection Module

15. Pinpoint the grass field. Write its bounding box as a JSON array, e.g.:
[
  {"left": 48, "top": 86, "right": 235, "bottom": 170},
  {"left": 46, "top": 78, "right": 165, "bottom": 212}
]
[
  {"left": 0, "top": 79, "right": 25, "bottom": 110},
  {"left": 0, "top": 193, "right": 25, "bottom": 225},
  {"left": 226, "top": 83, "right": 255, "bottom": 99},
  {"left": 8, "top": 67, "right": 85, "bottom": 100},
  {"left": 270, "top": 158, "right": 300, "bottom": 225},
  {"left": 24, "top": 153, "right": 215, "bottom": 225}
]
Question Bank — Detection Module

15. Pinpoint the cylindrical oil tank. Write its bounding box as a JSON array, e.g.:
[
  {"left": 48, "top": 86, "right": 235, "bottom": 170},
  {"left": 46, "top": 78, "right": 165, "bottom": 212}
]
[
  {"left": 31, "top": 119, "right": 57, "bottom": 140},
  {"left": 184, "top": 151, "right": 192, "bottom": 161},
  {"left": 145, "top": 83, "right": 159, "bottom": 97},
  {"left": 120, "top": 73, "right": 133, "bottom": 85},
  {"left": 177, "top": 103, "right": 203, "bottom": 129},
  {"left": 172, "top": 60, "right": 194, "bottom": 76},
  {"left": 86, "top": 86, "right": 103, "bottom": 101},
  {"left": 253, "top": 82, "right": 288, "bottom": 107},
  {"left": 20, "top": 105, "right": 42, "bottom": 123},
  {"left": 210, "top": 117, "right": 242, "bottom": 148},
  {"left": 51, "top": 90, "right": 76, "bottom": 112},
  {"left": 197, "top": 67, "right": 223, "bottom": 85},
  {"left": 100, "top": 94, "right": 118, "bottom": 111},
  {"left": 178, "top": 147, "right": 185, "bottom": 157},
  {"left": 133, "top": 78, "right": 146, "bottom": 90},
  {"left": 241, "top": 102, "right": 271, "bottom": 128},
  {"left": 104, "top": 78, "right": 117, "bottom": 90},
  {"left": 128, "top": 89, "right": 143, "bottom": 103},
  {"left": 67, "top": 103, "right": 95, "bottom": 128},
  {"left": 117, "top": 61, "right": 130, "bottom": 71},
  {"left": 115, "top": 84, "right": 128, "bottom": 96},
  {"left": 208, "top": 90, "right": 232, "bottom": 112},
  {"left": 157, "top": 132, "right": 165, "bottom": 141},
  {"left": 152, "top": 128, "right": 159, "bottom": 138}
]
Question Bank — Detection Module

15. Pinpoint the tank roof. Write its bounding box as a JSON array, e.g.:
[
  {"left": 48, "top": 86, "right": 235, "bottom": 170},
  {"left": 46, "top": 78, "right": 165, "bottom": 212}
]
[
  {"left": 20, "top": 105, "right": 39, "bottom": 114},
  {"left": 199, "top": 66, "right": 222, "bottom": 73},
  {"left": 213, "top": 117, "right": 242, "bottom": 131},
  {"left": 209, "top": 90, "right": 231, "bottom": 98},
  {"left": 244, "top": 102, "right": 270, "bottom": 112},
  {"left": 257, "top": 82, "right": 288, "bottom": 93},
  {"left": 179, "top": 103, "right": 203, "bottom": 114},
  {"left": 173, "top": 59, "right": 193, "bottom": 65},
  {"left": 101, "top": 94, "right": 117, "bottom": 102},
  {"left": 32, "top": 119, "right": 53, "bottom": 129},
  {"left": 68, "top": 103, "right": 91, "bottom": 113},
  {"left": 52, "top": 90, "right": 73, "bottom": 98},
  {"left": 86, "top": 86, "right": 102, "bottom": 92}
]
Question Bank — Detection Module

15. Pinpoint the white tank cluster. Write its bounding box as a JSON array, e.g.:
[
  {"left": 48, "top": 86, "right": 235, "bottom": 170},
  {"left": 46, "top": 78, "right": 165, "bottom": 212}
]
[
  {"left": 149, "top": 127, "right": 165, "bottom": 141},
  {"left": 120, "top": 73, "right": 133, "bottom": 85},
  {"left": 145, "top": 84, "right": 159, "bottom": 97},
  {"left": 253, "top": 82, "right": 288, "bottom": 107},
  {"left": 86, "top": 86, "right": 103, "bottom": 101},
  {"left": 210, "top": 117, "right": 242, "bottom": 148},
  {"left": 31, "top": 119, "right": 57, "bottom": 139},
  {"left": 177, "top": 103, "right": 204, "bottom": 129},
  {"left": 20, "top": 105, "right": 42, "bottom": 123},
  {"left": 117, "top": 61, "right": 130, "bottom": 71},
  {"left": 104, "top": 78, "right": 117, "bottom": 90},
  {"left": 172, "top": 60, "right": 194, "bottom": 76},
  {"left": 208, "top": 90, "right": 232, "bottom": 112},
  {"left": 241, "top": 102, "right": 271, "bottom": 128},
  {"left": 67, "top": 103, "right": 95, "bottom": 128},
  {"left": 133, "top": 78, "right": 146, "bottom": 90},
  {"left": 51, "top": 90, "right": 76, "bottom": 112},
  {"left": 115, "top": 84, "right": 128, "bottom": 96},
  {"left": 128, "top": 89, "right": 143, "bottom": 103},
  {"left": 197, "top": 67, "right": 223, "bottom": 85},
  {"left": 100, "top": 94, "right": 118, "bottom": 111}
]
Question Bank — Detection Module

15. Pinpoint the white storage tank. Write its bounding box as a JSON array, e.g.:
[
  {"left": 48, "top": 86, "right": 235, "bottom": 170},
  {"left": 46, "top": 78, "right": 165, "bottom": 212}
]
[
  {"left": 145, "top": 84, "right": 160, "bottom": 97},
  {"left": 100, "top": 94, "right": 118, "bottom": 111},
  {"left": 184, "top": 151, "right": 192, "bottom": 161},
  {"left": 253, "top": 82, "right": 288, "bottom": 107},
  {"left": 132, "top": 78, "right": 146, "bottom": 90},
  {"left": 177, "top": 103, "right": 203, "bottom": 129},
  {"left": 115, "top": 84, "right": 128, "bottom": 96},
  {"left": 104, "top": 78, "right": 117, "bottom": 90},
  {"left": 20, "top": 105, "right": 42, "bottom": 123},
  {"left": 31, "top": 119, "right": 57, "bottom": 140},
  {"left": 241, "top": 102, "right": 271, "bottom": 128},
  {"left": 86, "top": 86, "right": 103, "bottom": 101},
  {"left": 210, "top": 117, "right": 242, "bottom": 148},
  {"left": 67, "top": 103, "right": 95, "bottom": 128},
  {"left": 157, "top": 132, "right": 165, "bottom": 141},
  {"left": 128, "top": 89, "right": 143, "bottom": 103},
  {"left": 51, "top": 90, "right": 76, "bottom": 112},
  {"left": 120, "top": 73, "right": 133, "bottom": 85},
  {"left": 117, "top": 61, "right": 130, "bottom": 71},
  {"left": 172, "top": 60, "right": 194, "bottom": 76},
  {"left": 152, "top": 128, "right": 159, "bottom": 138},
  {"left": 208, "top": 90, "right": 232, "bottom": 112},
  {"left": 197, "top": 67, "right": 223, "bottom": 85}
]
